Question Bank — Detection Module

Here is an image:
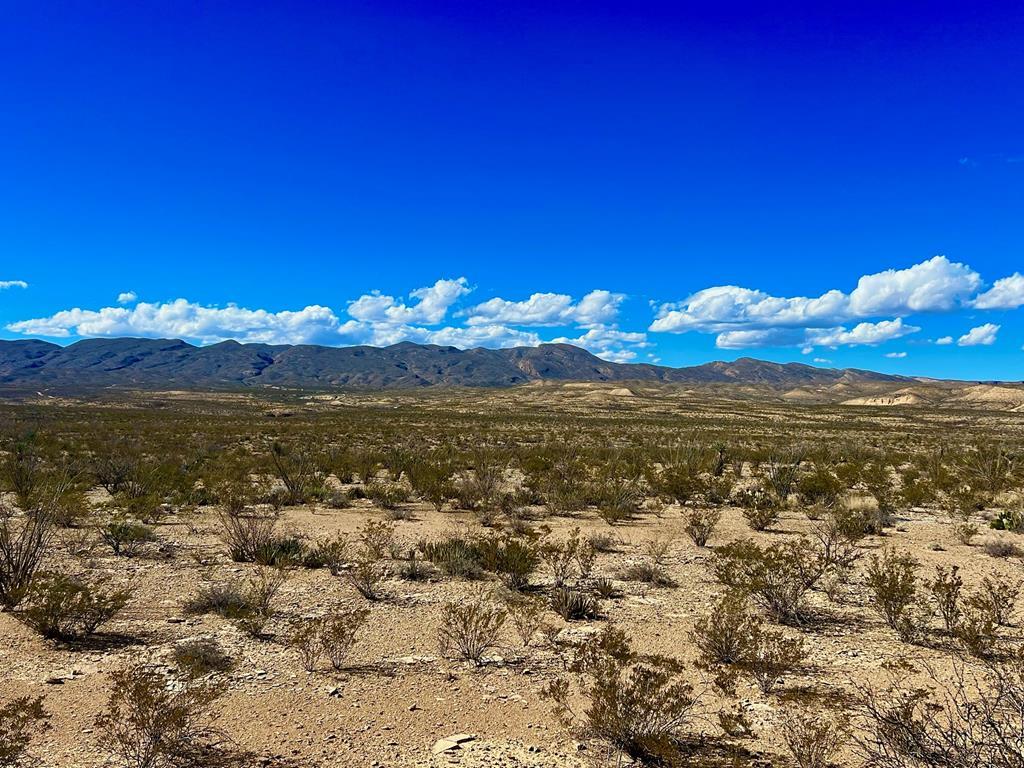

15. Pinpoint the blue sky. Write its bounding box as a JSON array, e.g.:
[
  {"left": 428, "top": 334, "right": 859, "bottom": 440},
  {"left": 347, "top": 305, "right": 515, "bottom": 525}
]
[{"left": 1, "top": 1, "right": 1023, "bottom": 379}]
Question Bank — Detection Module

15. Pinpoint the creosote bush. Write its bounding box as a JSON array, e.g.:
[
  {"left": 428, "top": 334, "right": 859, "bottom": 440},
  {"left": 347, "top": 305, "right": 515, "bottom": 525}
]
[
  {"left": 857, "top": 652, "right": 1024, "bottom": 768},
  {"left": 544, "top": 626, "right": 699, "bottom": 764},
  {"left": 0, "top": 695, "right": 49, "bottom": 768},
  {"left": 683, "top": 507, "right": 720, "bottom": 547},
  {"left": 438, "top": 591, "right": 507, "bottom": 665},
  {"left": 782, "top": 707, "right": 846, "bottom": 768},
  {"left": 19, "top": 572, "right": 132, "bottom": 640},
  {"left": 96, "top": 664, "right": 223, "bottom": 768},
  {"left": 289, "top": 607, "right": 370, "bottom": 671}
]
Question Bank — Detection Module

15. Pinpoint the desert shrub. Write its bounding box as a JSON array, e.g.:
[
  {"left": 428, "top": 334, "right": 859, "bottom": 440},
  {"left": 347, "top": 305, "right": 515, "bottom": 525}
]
[
  {"left": 217, "top": 508, "right": 279, "bottom": 563},
  {"left": 991, "top": 504, "right": 1024, "bottom": 532},
  {"left": 438, "top": 591, "right": 507, "bottom": 665},
  {"left": 857, "top": 652, "right": 1024, "bottom": 768},
  {"left": 544, "top": 626, "right": 699, "bottom": 764},
  {"left": 588, "top": 532, "right": 618, "bottom": 553},
  {"left": 797, "top": 467, "right": 844, "bottom": 509},
  {"left": 252, "top": 534, "right": 307, "bottom": 567},
  {"left": 539, "top": 528, "right": 593, "bottom": 588},
  {"left": 399, "top": 548, "right": 430, "bottom": 581},
  {"left": 926, "top": 565, "right": 963, "bottom": 632},
  {"left": 652, "top": 441, "right": 713, "bottom": 506},
  {"left": 321, "top": 607, "right": 369, "bottom": 670},
  {"left": 683, "top": 507, "right": 720, "bottom": 547},
  {"left": 0, "top": 505, "right": 53, "bottom": 610},
  {"left": 421, "top": 535, "right": 483, "bottom": 579},
  {"left": 866, "top": 550, "right": 924, "bottom": 640},
  {"left": 742, "top": 504, "right": 780, "bottom": 532},
  {"left": 827, "top": 504, "right": 873, "bottom": 542},
  {"left": 347, "top": 549, "right": 387, "bottom": 602},
  {"left": 593, "top": 473, "right": 642, "bottom": 525},
  {"left": 267, "top": 441, "right": 327, "bottom": 504},
  {"left": 743, "top": 629, "right": 805, "bottom": 693},
  {"left": 96, "top": 664, "right": 223, "bottom": 768},
  {"left": 593, "top": 577, "right": 617, "bottom": 599},
  {"left": 289, "top": 621, "right": 323, "bottom": 671},
  {"left": 183, "top": 581, "right": 249, "bottom": 617},
  {"left": 172, "top": 638, "right": 234, "bottom": 678},
  {"left": 619, "top": 561, "right": 674, "bottom": 587},
  {"left": 955, "top": 604, "right": 1000, "bottom": 658},
  {"left": 550, "top": 587, "right": 599, "bottom": 621},
  {"left": 862, "top": 461, "right": 897, "bottom": 530},
  {"left": 297, "top": 534, "right": 348, "bottom": 572},
  {"left": 762, "top": 451, "right": 804, "bottom": 503},
  {"left": 984, "top": 538, "right": 1022, "bottom": 558},
  {"left": 289, "top": 607, "right": 369, "bottom": 672},
  {"left": 714, "top": 537, "right": 833, "bottom": 625},
  {"left": 0, "top": 695, "right": 48, "bottom": 768},
  {"left": 405, "top": 455, "right": 454, "bottom": 512},
  {"left": 99, "top": 517, "right": 155, "bottom": 557},
  {"left": 19, "top": 572, "right": 131, "bottom": 640},
  {"left": 505, "top": 595, "right": 547, "bottom": 647},
  {"left": 967, "top": 576, "right": 1018, "bottom": 626},
  {"left": 184, "top": 569, "right": 285, "bottom": 637},
  {"left": 691, "top": 591, "right": 761, "bottom": 666},
  {"left": 477, "top": 535, "right": 539, "bottom": 590},
  {"left": 953, "top": 519, "right": 979, "bottom": 545},
  {"left": 781, "top": 707, "right": 846, "bottom": 768},
  {"left": 365, "top": 481, "right": 410, "bottom": 512},
  {"left": 357, "top": 520, "right": 394, "bottom": 559}
]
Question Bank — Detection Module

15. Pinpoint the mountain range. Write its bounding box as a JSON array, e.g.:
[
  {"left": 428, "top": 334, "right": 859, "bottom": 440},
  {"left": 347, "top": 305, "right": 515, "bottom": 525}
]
[{"left": 0, "top": 337, "right": 912, "bottom": 392}]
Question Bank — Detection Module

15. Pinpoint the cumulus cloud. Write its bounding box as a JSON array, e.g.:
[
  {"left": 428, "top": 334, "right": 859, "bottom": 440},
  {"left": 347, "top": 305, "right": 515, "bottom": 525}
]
[
  {"left": 846, "top": 256, "right": 980, "bottom": 316},
  {"left": 651, "top": 256, "right": 979, "bottom": 339},
  {"left": 3, "top": 274, "right": 648, "bottom": 358},
  {"left": 974, "top": 273, "right": 1024, "bottom": 310},
  {"left": 347, "top": 278, "right": 470, "bottom": 325},
  {"left": 463, "top": 289, "right": 624, "bottom": 327},
  {"left": 550, "top": 325, "right": 648, "bottom": 362},
  {"left": 714, "top": 318, "right": 919, "bottom": 350},
  {"left": 885, "top": 351, "right": 908, "bottom": 359},
  {"left": 0, "top": 280, "right": 28, "bottom": 290},
  {"left": 812, "top": 357, "right": 832, "bottom": 364},
  {"left": 336, "top": 319, "right": 541, "bottom": 349},
  {"left": 935, "top": 336, "right": 954, "bottom": 345},
  {"left": 958, "top": 323, "right": 1000, "bottom": 347},
  {"left": 7, "top": 300, "right": 342, "bottom": 345}
]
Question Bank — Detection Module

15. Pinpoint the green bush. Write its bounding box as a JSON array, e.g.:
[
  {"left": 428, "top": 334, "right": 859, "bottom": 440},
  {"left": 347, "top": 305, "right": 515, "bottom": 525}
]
[{"left": 19, "top": 572, "right": 132, "bottom": 640}]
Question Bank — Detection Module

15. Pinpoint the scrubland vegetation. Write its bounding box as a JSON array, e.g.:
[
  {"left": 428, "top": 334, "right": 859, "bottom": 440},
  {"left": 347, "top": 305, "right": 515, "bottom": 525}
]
[{"left": 1, "top": 386, "right": 1023, "bottom": 767}]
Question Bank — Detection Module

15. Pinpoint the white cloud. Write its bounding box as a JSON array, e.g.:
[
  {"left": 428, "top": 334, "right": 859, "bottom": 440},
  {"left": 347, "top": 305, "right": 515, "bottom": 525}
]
[
  {"left": 464, "top": 289, "right": 624, "bottom": 327},
  {"left": 347, "top": 278, "right": 470, "bottom": 325},
  {"left": 812, "top": 357, "right": 832, "bottom": 364},
  {"left": 650, "top": 256, "right": 982, "bottom": 349},
  {"left": 714, "top": 318, "right": 919, "bottom": 350},
  {"left": 846, "top": 256, "right": 980, "bottom": 316},
  {"left": 550, "top": 325, "right": 648, "bottom": 362},
  {"left": 958, "top": 323, "right": 1000, "bottom": 347},
  {"left": 6, "top": 300, "right": 342, "bottom": 345},
  {"left": 809, "top": 319, "right": 919, "bottom": 347},
  {"left": 935, "top": 336, "right": 954, "bottom": 345},
  {"left": 974, "top": 273, "right": 1024, "bottom": 310},
  {"left": 0, "top": 280, "right": 28, "bottom": 290},
  {"left": 117, "top": 291, "right": 138, "bottom": 305},
  {"left": 337, "top": 319, "right": 541, "bottom": 349},
  {"left": 885, "top": 351, "right": 908, "bottom": 359}
]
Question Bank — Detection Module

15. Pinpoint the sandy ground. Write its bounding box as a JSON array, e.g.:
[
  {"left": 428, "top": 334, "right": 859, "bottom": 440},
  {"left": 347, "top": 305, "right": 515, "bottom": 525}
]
[{"left": 3, "top": 487, "right": 1022, "bottom": 768}]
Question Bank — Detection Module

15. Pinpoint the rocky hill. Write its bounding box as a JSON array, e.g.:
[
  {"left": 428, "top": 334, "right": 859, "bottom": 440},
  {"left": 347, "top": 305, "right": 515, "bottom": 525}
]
[{"left": 0, "top": 337, "right": 915, "bottom": 392}]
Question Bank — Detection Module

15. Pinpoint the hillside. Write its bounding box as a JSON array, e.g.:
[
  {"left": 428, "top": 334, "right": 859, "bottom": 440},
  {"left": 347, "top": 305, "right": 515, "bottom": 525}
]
[{"left": 0, "top": 337, "right": 910, "bottom": 392}]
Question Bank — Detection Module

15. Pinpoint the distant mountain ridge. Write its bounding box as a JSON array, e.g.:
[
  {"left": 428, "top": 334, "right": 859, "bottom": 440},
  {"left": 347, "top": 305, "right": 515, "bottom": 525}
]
[{"left": 0, "top": 337, "right": 911, "bottom": 391}]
